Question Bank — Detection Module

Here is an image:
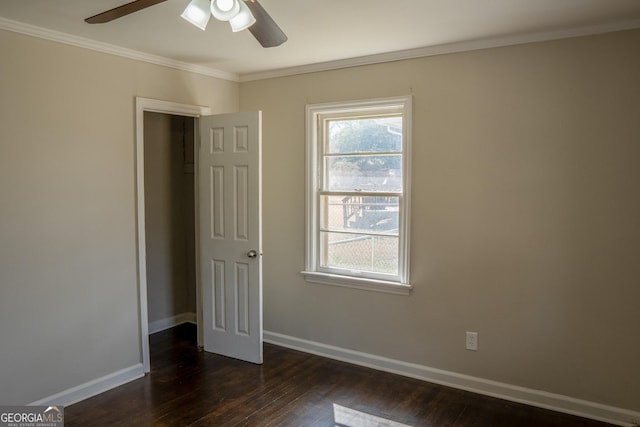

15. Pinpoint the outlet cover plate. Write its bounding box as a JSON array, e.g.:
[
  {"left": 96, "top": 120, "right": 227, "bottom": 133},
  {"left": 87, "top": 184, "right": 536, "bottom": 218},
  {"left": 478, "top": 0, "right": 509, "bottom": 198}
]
[{"left": 466, "top": 331, "right": 478, "bottom": 351}]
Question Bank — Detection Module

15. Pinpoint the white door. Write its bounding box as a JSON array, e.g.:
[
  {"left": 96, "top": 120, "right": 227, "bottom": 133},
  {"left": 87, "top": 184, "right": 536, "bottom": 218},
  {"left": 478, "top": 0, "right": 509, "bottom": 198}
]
[{"left": 198, "top": 111, "right": 262, "bottom": 364}]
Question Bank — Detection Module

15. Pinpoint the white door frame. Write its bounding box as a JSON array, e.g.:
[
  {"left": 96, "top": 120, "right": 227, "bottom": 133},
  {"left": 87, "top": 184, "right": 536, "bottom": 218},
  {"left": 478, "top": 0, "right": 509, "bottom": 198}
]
[{"left": 135, "top": 97, "right": 211, "bottom": 373}]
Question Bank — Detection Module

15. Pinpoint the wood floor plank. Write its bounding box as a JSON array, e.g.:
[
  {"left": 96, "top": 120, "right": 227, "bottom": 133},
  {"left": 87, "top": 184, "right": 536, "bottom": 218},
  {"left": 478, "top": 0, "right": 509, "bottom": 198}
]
[{"left": 65, "top": 324, "right": 615, "bottom": 426}]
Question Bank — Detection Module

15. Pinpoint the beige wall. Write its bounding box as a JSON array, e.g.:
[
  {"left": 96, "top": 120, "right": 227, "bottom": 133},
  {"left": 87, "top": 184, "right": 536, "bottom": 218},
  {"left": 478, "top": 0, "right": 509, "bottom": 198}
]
[
  {"left": 0, "top": 29, "right": 237, "bottom": 404},
  {"left": 240, "top": 29, "right": 640, "bottom": 411},
  {"left": 144, "top": 112, "right": 196, "bottom": 323},
  {"left": 1, "top": 21, "right": 639, "bottom": 414}
]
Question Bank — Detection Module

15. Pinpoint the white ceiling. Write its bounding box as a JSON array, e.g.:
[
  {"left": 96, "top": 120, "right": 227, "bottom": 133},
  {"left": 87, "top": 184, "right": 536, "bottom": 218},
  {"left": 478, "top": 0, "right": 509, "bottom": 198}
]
[{"left": 1, "top": 0, "right": 640, "bottom": 81}]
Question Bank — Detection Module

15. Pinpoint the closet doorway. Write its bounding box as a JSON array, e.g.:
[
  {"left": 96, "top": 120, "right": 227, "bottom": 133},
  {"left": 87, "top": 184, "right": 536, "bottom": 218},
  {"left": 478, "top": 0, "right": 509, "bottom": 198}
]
[{"left": 143, "top": 112, "right": 198, "bottom": 342}]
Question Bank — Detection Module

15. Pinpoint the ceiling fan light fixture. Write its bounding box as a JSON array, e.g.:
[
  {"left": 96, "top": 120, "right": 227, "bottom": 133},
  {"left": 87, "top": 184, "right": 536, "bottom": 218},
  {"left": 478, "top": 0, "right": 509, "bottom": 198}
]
[
  {"left": 210, "top": 0, "right": 241, "bottom": 22},
  {"left": 229, "top": 1, "right": 256, "bottom": 32},
  {"left": 181, "top": 0, "right": 211, "bottom": 30}
]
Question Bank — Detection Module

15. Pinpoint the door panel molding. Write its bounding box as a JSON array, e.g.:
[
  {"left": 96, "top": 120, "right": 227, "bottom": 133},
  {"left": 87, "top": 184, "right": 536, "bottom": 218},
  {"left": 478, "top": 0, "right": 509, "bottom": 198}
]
[{"left": 199, "top": 112, "right": 263, "bottom": 364}]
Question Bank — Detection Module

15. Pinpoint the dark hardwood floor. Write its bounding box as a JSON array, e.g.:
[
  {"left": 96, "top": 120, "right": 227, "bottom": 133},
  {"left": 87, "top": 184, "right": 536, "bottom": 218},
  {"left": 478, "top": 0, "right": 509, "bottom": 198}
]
[{"left": 66, "top": 324, "right": 614, "bottom": 426}]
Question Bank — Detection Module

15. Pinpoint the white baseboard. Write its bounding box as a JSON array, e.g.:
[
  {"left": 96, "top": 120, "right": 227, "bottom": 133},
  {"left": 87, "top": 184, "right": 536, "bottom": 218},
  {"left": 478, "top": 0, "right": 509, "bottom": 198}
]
[
  {"left": 264, "top": 331, "right": 640, "bottom": 427},
  {"left": 148, "top": 312, "right": 197, "bottom": 334},
  {"left": 28, "top": 315, "right": 195, "bottom": 408},
  {"left": 29, "top": 364, "right": 144, "bottom": 407}
]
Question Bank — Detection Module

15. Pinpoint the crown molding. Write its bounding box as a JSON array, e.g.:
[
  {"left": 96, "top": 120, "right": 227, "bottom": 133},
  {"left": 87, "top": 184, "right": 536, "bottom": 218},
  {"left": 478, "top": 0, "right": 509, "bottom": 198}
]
[
  {"left": 0, "top": 17, "right": 240, "bottom": 82},
  {"left": 2, "top": 15, "right": 639, "bottom": 84},
  {"left": 238, "top": 18, "right": 640, "bottom": 82}
]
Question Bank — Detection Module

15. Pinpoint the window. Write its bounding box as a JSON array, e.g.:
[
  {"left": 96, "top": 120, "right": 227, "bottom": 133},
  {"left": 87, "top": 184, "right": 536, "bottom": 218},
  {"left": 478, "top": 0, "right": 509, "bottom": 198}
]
[{"left": 302, "top": 97, "right": 412, "bottom": 295}]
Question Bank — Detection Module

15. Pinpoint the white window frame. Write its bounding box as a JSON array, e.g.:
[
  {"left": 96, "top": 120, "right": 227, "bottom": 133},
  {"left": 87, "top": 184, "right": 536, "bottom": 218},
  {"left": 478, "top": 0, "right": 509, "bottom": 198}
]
[{"left": 302, "top": 96, "right": 412, "bottom": 295}]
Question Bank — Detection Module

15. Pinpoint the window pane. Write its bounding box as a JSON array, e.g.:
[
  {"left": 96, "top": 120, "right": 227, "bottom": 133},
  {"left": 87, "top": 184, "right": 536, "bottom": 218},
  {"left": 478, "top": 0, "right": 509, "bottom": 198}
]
[
  {"left": 327, "top": 117, "right": 402, "bottom": 154},
  {"left": 306, "top": 98, "right": 411, "bottom": 287},
  {"left": 320, "top": 195, "right": 399, "bottom": 234},
  {"left": 321, "top": 232, "right": 399, "bottom": 275},
  {"left": 325, "top": 155, "right": 402, "bottom": 192}
]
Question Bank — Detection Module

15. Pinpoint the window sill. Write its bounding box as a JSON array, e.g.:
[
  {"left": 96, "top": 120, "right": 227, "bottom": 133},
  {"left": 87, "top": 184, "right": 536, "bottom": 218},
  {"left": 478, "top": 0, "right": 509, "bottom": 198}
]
[{"left": 301, "top": 271, "right": 412, "bottom": 296}]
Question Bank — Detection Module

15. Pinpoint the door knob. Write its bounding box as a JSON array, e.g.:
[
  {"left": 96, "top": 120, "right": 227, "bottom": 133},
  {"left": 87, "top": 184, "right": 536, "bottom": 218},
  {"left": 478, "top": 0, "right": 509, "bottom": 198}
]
[{"left": 247, "top": 249, "right": 258, "bottom": 258}]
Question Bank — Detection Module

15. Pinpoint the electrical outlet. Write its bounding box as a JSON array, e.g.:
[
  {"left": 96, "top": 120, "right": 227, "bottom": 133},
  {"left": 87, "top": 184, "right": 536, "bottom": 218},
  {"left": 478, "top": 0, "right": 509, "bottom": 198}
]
[{"left": 466, "top": 331, "right": 478, "bottom": 351}]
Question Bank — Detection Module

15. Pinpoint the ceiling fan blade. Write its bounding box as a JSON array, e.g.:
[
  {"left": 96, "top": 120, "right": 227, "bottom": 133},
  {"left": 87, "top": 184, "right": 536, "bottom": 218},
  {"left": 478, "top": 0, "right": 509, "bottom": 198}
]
[
  {"left": 245, "top": 0, "right": 288, "bottom": 48},
  {"left": 85, "top": 0, "right": 168, "bottom": 24}
]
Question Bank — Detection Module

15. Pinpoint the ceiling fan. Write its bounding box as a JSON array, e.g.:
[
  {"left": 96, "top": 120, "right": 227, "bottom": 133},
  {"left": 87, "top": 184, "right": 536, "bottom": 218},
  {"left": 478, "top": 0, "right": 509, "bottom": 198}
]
[{"left": 85, "top": 0, "right": 287, "bottom": 48}]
